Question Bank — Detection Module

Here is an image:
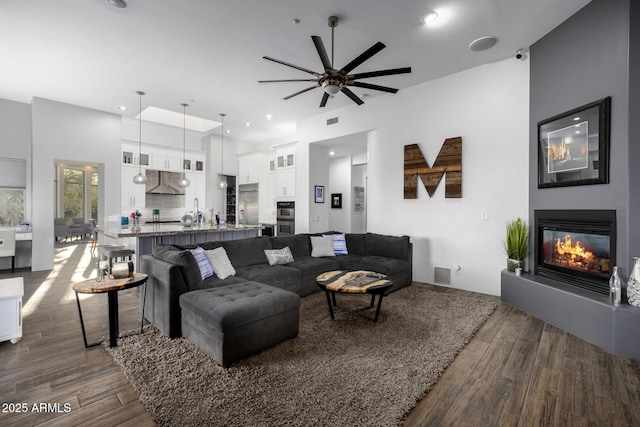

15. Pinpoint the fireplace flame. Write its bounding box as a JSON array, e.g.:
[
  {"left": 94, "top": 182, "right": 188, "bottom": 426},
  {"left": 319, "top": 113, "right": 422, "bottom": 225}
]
[{"left": 554, "top": 235, "right": 594, "bottom": 262}]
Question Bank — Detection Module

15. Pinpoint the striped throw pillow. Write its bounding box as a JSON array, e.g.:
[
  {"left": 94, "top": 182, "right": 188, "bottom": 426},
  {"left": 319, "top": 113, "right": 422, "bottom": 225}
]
[
  {"left": 324, "top": 233, "right": 348, "bottom": 255},
  {"left": 189, "top": 246, "right": 214, "bottom": 280}
]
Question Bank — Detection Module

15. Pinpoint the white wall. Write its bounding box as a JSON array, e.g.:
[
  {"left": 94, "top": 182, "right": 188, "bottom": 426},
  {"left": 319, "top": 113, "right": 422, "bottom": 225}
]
[
  {"left": 0, "top": 98, "right": 32, "bottom": 221},
  {"left": 328, "top": 156, "right": 352, "bottom": 232},
  {"left": 296, "top": 58, "right": 530, "bottom": 296},
  {"left": 32, "top": 98, "right": 121, "bottom": 271},
  {"left": 351, "top": 163, "right": 366, "bottom": 233}
]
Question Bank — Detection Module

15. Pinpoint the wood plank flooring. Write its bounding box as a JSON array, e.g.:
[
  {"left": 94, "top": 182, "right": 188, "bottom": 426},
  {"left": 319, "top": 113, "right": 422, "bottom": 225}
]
[{"left": 1, "top": 242, "right": 638, "bottom": 426}]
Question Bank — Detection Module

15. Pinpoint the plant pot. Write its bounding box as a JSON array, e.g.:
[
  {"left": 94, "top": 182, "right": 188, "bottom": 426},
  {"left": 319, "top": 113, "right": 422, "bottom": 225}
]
[{"left": 507, "top": 258, "right": 524, "bottom": 273}]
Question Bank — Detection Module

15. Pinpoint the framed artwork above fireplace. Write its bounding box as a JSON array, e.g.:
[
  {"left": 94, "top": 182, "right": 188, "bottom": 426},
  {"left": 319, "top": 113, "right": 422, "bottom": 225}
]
[{"left": 537, "top": 97, "right": 611, "bottom": 188}]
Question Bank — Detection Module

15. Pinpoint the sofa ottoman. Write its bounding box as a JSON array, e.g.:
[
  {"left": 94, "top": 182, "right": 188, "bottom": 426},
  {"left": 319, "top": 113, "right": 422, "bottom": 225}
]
[{"left": 179, "top": 281, "right": 300, "bottom": 366}]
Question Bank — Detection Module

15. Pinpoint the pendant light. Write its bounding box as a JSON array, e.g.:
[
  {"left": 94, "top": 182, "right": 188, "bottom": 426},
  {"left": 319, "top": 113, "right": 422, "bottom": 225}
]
[
  {"left": 132, "top": 91, "right": 147, "bottom": 184},
  {"left": 218, "top": 113, "right": 227, "bottom": 189},
  {"left": 178, "top": 103, "right": 190, "bottom": 188}
]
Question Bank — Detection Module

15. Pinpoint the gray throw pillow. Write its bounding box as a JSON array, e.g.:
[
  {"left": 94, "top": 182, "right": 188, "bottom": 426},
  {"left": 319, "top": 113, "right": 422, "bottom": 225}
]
[
  {"left": 264, "top": 246, "right": 295, "bottom": 266},
  {"left": 204, "top": 247, "right": 236, "bottom": 280},
  {"left": 310, "top": 235, "right": 335, "bottom": 257}
]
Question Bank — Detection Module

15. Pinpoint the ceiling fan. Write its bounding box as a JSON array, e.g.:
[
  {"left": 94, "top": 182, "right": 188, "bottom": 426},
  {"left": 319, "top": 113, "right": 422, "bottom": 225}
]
[{"left": 259, "top": 16, "right": 412, "bottom": 108}]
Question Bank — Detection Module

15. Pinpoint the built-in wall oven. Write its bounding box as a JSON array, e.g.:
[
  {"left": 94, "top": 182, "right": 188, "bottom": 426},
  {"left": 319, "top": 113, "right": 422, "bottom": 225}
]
[{"left": 276, "top": 201, "right": 295, "bottom": 236}]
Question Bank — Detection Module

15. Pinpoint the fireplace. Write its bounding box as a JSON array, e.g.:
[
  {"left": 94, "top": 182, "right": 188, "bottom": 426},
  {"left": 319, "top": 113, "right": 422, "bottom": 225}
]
[{"left": 534, "top": 210, "right": 616, "bottom": 295}]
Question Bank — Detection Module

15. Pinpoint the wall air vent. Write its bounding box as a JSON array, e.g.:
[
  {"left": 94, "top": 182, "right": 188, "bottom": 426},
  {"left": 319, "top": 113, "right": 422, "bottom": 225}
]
[
  {"left": 434, "top": 266, "right": 451, "bottom": 285},
  {"left": 327, "top": 117, "right": 339, "bottom": 126}
]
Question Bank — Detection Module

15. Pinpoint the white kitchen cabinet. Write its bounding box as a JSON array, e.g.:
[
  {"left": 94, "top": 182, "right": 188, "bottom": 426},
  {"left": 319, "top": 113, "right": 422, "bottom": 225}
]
[
  {"left": 238, "top": 153, "right": 260, "bottom": 184},
  {"left": 0, "top": 277, "right": 23, "bottom": 344},
  {"left": 184, "top": 172, "right": 206, "bottom": 212},
  {"left": 122, "top": 143, "right": 150, "bottom": 167},
  {"left": 151, "top": 150, "right": 182, "bottom": 172},
  {"left": 276, "top": 168, "right": 295, "bottom": 197},
  {"left": 121, "top": 166, "right": 146, "bottom": 209},
  {"left": 275, "top": 146, "right": 295, "bottom": 169}
]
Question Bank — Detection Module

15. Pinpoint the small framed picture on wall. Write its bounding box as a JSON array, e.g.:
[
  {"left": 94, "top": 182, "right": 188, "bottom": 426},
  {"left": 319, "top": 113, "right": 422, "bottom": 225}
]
[
  {"left": 331, "top": 193, "right": 342, "bottom": 209},
  {"left": 314, "top": 185, "right": 324, "bottom": 203}
]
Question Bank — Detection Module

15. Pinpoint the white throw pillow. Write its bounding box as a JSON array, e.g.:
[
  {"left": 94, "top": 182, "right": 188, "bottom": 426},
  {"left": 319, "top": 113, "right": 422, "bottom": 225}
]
[
  {"left": 310, "top": 235, "right": 336, "bottom": 257},
  {"left": 264, "top": 246, "right": 295, "bottom": 266},
  {"left": 204, "top": 247, "right": 236, "bottom": 280}
]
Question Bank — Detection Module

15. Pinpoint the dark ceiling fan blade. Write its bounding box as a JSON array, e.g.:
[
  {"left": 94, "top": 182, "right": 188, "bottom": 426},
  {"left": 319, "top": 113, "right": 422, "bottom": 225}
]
[
  {"left": 341, "top": 42, "right": 386, "bottom": 73},
  {"left": 258, "top": 79, "right": 318, "bottom": 83},
  {"left": 350, "top": 81, "right": 399, "bottom": 94},
  {"left": 283, "top": 85, "right": 318, "bottom": 100},
  {"left": 311, "top": 36, "right": 332, "bottom": 71},
  {"left": 319, "top": 92, "right": 330, "bottom": 108},
  {"left": 263, "top": 56, "right": 319, "bottom": 76},
  {"left": 352, "top": 67, "right": 412, "bottom": 79},
  {"left": 340, "top": 87, "right": 364, "bottom": 106}
]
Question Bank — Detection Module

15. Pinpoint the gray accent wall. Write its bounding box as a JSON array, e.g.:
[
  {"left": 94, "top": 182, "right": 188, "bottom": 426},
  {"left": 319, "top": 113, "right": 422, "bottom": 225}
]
[
  {"left": 529, "top": 0, "right": 635, "bottom": 275},
  {"left": 505, "top": 0, "right": 640, "bottom": 358}
]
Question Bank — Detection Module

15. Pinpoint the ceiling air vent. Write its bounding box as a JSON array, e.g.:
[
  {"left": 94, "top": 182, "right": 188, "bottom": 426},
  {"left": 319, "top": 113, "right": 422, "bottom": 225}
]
[{"left": 327, "top": 117, "right": 339, "bottom": 126}]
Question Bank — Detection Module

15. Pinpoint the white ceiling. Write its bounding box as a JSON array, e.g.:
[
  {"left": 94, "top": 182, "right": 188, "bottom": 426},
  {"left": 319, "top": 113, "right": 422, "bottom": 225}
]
[{"left": 0, "top": 0, "right": 591, "bottom": 143}]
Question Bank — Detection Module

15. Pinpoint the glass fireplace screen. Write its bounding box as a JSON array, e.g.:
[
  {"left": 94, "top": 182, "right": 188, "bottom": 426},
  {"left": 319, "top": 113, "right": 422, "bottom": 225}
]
[{"left": 541, "top": 229, "right": 611, "bottom": 277}]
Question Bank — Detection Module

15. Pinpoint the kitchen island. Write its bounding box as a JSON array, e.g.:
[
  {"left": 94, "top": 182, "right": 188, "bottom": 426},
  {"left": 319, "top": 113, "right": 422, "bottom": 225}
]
[{"left": 99, "top": 224, "right": 263, "bottom": 270}]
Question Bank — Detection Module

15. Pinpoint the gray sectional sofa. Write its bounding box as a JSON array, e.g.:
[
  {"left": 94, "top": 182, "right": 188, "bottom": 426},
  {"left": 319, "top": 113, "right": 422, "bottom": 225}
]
[{"left": 141, "top": 232, "right": 412, "bottom": 338}]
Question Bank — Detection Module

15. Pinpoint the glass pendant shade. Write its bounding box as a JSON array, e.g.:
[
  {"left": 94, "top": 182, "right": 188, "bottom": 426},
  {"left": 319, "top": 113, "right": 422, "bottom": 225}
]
[
  {"left": 133, "top": 172, "right": 146, "bottom": 184},
  {"left": 179, "top": 103, "right": 190, "bottom": 188},
  {"left": 133, "top": 90, "right": 147, "bottom": 184},
  {"left": 219, "top": 113, "right": 227, "bottom": 189}
]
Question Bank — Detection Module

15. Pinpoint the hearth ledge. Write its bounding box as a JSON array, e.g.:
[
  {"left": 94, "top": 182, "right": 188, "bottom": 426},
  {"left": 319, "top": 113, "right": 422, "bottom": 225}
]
[{"left": 501, "top": 269, "right": 640, "bottom": 359}]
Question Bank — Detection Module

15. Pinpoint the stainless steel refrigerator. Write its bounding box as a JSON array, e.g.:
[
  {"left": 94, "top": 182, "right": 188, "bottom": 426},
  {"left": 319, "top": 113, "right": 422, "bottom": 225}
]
[{"left": 238, "top": 184, "right": 259, "bottom": 225}]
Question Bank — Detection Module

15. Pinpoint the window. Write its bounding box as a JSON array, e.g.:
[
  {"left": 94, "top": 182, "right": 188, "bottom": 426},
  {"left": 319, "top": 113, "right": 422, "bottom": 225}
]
[
  {"left": 0, "top": 189, "right": 25, "bottom": 226},
  {"left": 0, "top": 157, "right": 26, "bottom": 226},
  {"left": 63, "top": 168, "right": 84, "bottom": 219},
  {"left": 56, "top": 165, "right": 99, "bottom": 222}
]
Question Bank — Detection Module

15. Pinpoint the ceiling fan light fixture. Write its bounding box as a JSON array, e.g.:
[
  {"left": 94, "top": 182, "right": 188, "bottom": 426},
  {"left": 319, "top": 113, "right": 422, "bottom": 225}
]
[{"left": 322, "top": 80, "right": 342, "bottom": 95}]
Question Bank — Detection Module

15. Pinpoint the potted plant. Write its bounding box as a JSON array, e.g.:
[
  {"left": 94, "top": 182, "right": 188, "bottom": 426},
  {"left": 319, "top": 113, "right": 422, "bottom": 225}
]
[{"left": 503, "top": 217, "right": 530, "bottom": 272}]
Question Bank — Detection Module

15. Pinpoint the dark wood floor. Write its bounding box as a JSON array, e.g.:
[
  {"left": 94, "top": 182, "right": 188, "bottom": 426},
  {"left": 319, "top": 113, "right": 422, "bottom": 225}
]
[{"left": 1, "top": 242, "right": 638, "bottom": 426}]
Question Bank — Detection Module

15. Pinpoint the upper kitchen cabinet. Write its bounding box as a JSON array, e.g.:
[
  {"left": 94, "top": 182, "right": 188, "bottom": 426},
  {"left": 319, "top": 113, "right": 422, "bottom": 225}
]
[
  {"left": 122, "top": 142, "right": 150, "bottom": 168},
  {"left": 275, "top": 146, "right": 295, "bottom": 170},
  {"left": 151, "top": 149, "right": 182, "bottom": 172},
  {"left": 238, "top": 152, "right": 261, "bottom": 184},
  {"left": 183, "top": 152, "right": 206, "bottom": 173}
]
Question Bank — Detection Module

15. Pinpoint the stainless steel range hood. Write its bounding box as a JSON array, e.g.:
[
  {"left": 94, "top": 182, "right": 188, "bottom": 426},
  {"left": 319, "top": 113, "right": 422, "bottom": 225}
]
[{"left": 146, "top": 171, "right": 184, "bottom": 195}]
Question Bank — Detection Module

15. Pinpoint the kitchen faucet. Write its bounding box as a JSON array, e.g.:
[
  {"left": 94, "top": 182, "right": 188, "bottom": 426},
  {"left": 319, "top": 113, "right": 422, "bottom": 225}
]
[{"left": 194, "top": 197, "right": 200, "bottom": 225}]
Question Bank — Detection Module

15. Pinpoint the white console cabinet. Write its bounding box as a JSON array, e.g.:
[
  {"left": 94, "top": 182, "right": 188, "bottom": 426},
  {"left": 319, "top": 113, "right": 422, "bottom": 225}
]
[{"left": 0, "top": 277, "right": 23, "bottom": 344}]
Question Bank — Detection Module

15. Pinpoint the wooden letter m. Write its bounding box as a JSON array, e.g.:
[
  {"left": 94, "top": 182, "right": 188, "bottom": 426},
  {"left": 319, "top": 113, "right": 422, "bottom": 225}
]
[{"left": 404, "top": 137, "right": 462, "bottom": 199}]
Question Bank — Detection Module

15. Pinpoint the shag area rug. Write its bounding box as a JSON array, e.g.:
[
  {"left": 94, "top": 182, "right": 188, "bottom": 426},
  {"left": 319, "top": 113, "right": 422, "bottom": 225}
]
[{"left": 106, "top": 285, "right": 497, "bottom": 427}]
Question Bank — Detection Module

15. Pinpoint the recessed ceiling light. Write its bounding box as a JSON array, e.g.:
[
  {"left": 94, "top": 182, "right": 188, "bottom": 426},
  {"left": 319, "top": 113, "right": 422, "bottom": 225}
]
[
  {"left": 423, "top": 11, "right": 438, "bottom": 25},
  {"left": 118, "top": 106, "right": 127, "bottom": 111},
  {"left": 292, "top": 18, "right": 301, "bottom": 24},
  {"left": 266, "top": 114, "right": 272, "bottom": 120},
  {"left": 573, "top": 117, "right": 581, "bottom": 121},
  {"left": 469, "top": 36, "right": 498, "bottom": 52},
  {"left": 329, "top": 151, "right": 335, "bottom": 156},
  {"left": 106, "top": 0, "right": 127, "bottom": 8},
  {"left": 225, "top": 130, "right": 231, "bottom": 134},
  {"left": 245, "top": 122, "right": 251, "bottom": 127}
]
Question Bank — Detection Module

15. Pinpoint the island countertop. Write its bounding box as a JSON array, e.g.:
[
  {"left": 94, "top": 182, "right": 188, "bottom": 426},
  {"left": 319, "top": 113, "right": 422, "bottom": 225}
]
[{"left": 100, "top": 223, "right": 264, "bottom": 239}]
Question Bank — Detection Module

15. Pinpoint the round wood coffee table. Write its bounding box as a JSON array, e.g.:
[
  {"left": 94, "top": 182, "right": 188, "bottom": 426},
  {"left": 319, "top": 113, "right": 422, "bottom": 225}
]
[
  {"left": 316, "top": 270, "right": 393, "bottom": 322},
  {"left": 73, "top": 273, "right": 148, "bottom": 348}
]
